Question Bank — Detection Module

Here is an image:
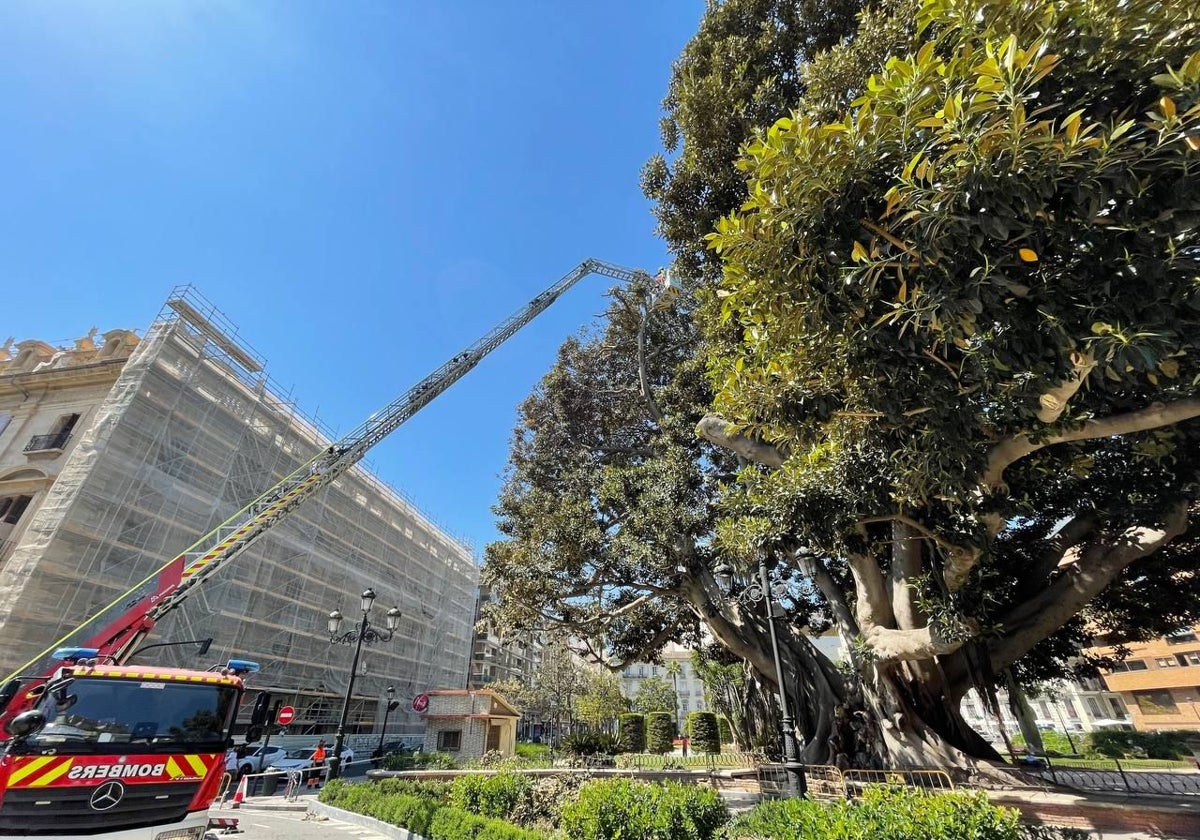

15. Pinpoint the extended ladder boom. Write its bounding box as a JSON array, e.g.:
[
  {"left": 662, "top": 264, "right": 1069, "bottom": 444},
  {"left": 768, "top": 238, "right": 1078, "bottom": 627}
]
[{"left": 4, "top": 259, "right": 650, "bottom": 687}]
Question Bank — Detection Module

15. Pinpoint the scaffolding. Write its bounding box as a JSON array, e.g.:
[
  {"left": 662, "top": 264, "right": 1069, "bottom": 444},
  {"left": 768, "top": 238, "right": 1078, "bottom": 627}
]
[{"left": 0, "top": 287, "right": 479, "bottom": 735}]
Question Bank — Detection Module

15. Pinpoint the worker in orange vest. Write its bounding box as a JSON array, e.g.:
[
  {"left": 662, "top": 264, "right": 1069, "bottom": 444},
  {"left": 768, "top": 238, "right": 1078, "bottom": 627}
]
[{"left": 308, "top": 740, "right": 327, "bottom": 789}]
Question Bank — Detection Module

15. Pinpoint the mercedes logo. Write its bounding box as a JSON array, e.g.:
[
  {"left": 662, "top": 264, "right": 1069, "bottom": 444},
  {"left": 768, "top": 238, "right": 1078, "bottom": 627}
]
[{"left": 89, "top": 780, "right": 125, "bottom": 812}]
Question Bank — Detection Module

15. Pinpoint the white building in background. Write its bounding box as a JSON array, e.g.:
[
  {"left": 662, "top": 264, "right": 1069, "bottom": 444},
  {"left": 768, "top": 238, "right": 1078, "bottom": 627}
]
[
  {"left": 960, "top": 676, "right": 1130, "bottom": 748},
  {"left": 620, "top": 643, "right": 708, "bottom": 728}
]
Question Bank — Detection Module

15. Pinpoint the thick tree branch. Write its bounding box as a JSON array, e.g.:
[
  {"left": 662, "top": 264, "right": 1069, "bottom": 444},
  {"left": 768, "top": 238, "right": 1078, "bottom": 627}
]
[
  {"left": 695, "top": 414, "right": 786, "bottom": 468},
  {"left": 636, "top": 305, "right": 666, "bottom": 425},
  {"left": 857, "top": 514, "right": 981, "bottom": 591},
  {"left": 988, "top": 503, "right": 1189, "bottom": 673},
  {"left": 890, "top": 522, "right": 924, "bottom": 631},
  {"left": 1036, "top": 351, "right": 1096, "bottom": 424},
  {"left": 982, "top": 399, "right": 1200, "bottom": 489},
  {"left": 793, "top": 549, "right": 860, "bottom": 640}
]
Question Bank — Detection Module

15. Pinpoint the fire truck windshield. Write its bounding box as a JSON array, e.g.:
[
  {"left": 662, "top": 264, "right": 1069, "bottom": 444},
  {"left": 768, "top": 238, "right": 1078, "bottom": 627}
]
[{"left": 24, "top": 677, "right": 237, "bottom": 753}]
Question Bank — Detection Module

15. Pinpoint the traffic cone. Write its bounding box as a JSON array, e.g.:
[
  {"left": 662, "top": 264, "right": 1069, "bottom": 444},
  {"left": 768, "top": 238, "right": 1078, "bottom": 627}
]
[{"left": 230, "top": 775, "right": 248, "bottom": 809}]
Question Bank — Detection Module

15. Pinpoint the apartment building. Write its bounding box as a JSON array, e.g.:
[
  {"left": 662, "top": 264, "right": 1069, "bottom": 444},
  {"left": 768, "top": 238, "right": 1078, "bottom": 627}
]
[{"left": 1094, "top": 626, "right": 1200, "bottom": 731}]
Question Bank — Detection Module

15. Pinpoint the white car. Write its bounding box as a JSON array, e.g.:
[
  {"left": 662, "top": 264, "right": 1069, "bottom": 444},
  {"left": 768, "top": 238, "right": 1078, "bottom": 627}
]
[
  {"left": 266, "top": 745, "right": 354, "bottom": 774},
  {"left": 236, "top": 744, "right": 289, "bottom": 775}
]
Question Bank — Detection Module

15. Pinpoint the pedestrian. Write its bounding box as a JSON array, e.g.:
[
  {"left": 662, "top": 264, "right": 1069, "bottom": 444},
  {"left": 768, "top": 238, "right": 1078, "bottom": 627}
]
[{"left": 308, "top": 740, "right": 327, "bottom": 789}]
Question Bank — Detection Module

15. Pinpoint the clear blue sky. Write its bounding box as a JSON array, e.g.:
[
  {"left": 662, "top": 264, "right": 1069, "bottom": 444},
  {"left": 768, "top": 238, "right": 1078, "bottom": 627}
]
[{"left": 0, "top": 2, "right": 702, "bottom": 556}]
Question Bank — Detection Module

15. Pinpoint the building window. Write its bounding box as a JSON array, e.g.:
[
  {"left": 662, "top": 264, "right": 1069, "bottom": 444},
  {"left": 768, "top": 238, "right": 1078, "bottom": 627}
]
[
  {"left": 1156, "top": 657, "right": 1179, "bottom": 668},
  {"left": 1166, "top": 631, "right": 1199, "bottom": 645},
  {"left": 1086, "top": 698, "right": 1102, "bottom": 717},
  {"left": 438, "top": 730, "right": 462, "bottom": 751},
  {"left": 1110, "top": 699, "right": 1127, "bottom": 718},
  {"left": 1133, "top": 690, "right": 1179, "bottom": 715},
  {"left": 681, "top": 699, "right": 689, "bottom": 712},
  {"left": 1108, "top": 659, "right": 1149, "bottom": 672},
  {"left": 1179, "top": 653, "right": 1200, "bottom": 667},
  {"left": 0, "top": 495, "right": 33, "bottom": 526}
]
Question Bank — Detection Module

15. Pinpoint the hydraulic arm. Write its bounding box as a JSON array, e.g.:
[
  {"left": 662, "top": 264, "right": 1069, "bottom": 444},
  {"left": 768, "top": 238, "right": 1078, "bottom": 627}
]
[{"left": 2, "top": 259, "right": 651, "bottom": 698}]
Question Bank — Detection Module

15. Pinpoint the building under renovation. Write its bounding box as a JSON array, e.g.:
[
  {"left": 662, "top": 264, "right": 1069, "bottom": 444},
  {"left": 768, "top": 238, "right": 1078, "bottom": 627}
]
[{"left": 0, "top": 287, "right": 478, "bottom": 738}]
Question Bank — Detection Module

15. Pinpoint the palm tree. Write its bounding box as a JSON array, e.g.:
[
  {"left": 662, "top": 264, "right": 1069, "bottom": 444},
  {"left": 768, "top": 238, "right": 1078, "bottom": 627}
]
[{"left": 664, "top": 661, "right": 683, "bottom": 735}]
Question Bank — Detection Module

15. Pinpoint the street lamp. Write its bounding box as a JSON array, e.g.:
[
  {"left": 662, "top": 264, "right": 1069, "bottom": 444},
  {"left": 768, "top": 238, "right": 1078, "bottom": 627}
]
[
  {"left": 325, "top": 588, "right": 402, "bottom": 779},
  {"left": 712, "top": 553, "right": 807, "bottom": 798},
  {"left": 376, "top": 685, "right": 399, "bottom": 757}
]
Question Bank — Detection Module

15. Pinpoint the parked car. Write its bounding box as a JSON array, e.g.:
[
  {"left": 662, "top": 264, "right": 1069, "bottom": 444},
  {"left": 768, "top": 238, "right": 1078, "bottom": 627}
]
[
  {"left": 266, "top": 745, "right": 355, "bottom": 774},
  {"left": 236, "top": 744, "right": 289, "bottom": 775}
]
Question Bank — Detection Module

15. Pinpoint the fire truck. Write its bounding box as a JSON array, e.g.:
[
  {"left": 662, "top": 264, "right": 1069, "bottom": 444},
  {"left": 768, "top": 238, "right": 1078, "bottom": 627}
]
[{"left": 0, "top": 260, "right": 655, "bottom": 837}]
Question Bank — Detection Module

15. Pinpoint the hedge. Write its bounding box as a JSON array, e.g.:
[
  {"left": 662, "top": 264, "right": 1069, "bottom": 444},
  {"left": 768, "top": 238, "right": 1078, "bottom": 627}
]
[
  {"left": 618, "top": 713, "right": 646, "bottom": 753},
  {"left": 449, "top": 772, "right": 532, "bottom": 820},
  {"left": 687, "top": 711, "right": 721, "bottom": 755},
  {"left": 559, "top": 778, "right": 728, "bottom": 840},
  {"left": 727, "top": 787, "right": 1023, "bottom": 840},
  {"left": 647, "top": 712, "right": 675, "bottom": 754},
  {"left": 319, "top": 777, "right": 547, "bottom": 840}
]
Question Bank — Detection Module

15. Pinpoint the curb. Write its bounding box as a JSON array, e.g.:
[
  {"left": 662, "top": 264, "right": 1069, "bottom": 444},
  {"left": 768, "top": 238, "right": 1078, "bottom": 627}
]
[
  {"left": 230, "top": 796, "right": 312, "bottom": 813},
  {"left": 307, "top": 800, "right": 425, "bottom": 840}
]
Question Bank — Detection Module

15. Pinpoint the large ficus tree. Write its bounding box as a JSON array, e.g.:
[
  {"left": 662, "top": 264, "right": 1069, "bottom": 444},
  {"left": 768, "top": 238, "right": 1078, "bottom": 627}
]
[{"left": 700, "top": 0, "right": 1200, "bottom": 766}]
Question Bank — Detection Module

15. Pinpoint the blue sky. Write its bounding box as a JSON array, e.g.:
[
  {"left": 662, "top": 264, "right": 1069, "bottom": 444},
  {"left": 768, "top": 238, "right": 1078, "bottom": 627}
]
[{"left": 0, "top": 2, "right": 702, "bottom": 556}]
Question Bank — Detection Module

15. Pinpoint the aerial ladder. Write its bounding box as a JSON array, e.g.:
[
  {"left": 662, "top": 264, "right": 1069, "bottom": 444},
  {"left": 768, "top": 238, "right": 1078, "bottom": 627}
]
[{"left": 1, "top": 259, "right": 662, "bottom": 717}]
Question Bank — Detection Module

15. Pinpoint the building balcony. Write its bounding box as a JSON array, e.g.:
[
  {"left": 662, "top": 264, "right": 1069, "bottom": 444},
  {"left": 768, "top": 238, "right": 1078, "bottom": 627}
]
[
  {"left": 24, "top": 431, "right": 72, "bottom": 455},
  {"left": 1105, "top": 667, "right": 1200, "bottom": 692}
]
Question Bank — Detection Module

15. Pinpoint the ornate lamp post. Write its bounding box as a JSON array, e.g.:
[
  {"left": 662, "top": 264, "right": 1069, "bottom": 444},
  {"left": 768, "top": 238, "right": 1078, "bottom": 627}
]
[
  {"left": 712, "top": 553, "right": 807, "bottom": 799},
  {"left": 325, "top": 588, "right": 401, "bottom": 778}
]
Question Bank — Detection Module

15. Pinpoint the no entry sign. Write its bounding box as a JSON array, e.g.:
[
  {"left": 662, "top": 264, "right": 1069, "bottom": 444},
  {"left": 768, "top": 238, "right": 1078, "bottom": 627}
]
[{"left": 276, "top": 705, "right": 296, "bottom": 726}]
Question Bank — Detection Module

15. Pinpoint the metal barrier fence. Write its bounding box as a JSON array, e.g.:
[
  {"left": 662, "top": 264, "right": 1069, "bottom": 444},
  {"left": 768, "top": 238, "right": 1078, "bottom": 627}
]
[
  {"left": 757, "top": 764, "right": 955, "bottom": 801},
  {"left": 617, "top": 752, "right": 762, "bottom": 771},
  {"left": 1015, "top": 755, "right": 1200, "bottom": 797},
  {"left": 228, "top": 755, "right": 382, "bottom": 802}
]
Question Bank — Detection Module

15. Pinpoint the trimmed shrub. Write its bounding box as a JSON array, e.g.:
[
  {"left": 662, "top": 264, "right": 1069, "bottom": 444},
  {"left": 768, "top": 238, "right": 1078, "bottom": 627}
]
[
  {"left": 430, "top": 804, "right": 547, "bottom": 840},
  {"left": 727, "top": 787, "right": 1023, "bottom": 840},
  {"left": 374, "top": 776, "right": 452, "bottom": 802},
  {"left": 647, "top": 712, "right": 674, "bottom": 754},
  {"left": 559, "top": 778, "right": 728, "bottom": 840},
  {"left": 1086, "top": 729, "right": 1195, "bottom": 760},
  {"left": 618, "top": 713, "right": 646, "bottom": 753},
  {"left": 687, "top": 711, "right": 721, "bottom": 755},
  {"left": 318, "top": 778, "right": 546, "bottom": 839},
  {"left": 380, "top": 749, "right": 458, "bottom": 770},
  {"left": 449, "top": 772, "right": 532, "bottom": 820}
]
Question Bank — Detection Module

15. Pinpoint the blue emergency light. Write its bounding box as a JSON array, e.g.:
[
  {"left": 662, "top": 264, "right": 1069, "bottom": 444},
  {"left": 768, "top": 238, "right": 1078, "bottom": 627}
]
[
  {"left": 51, "top": 647, "right": 100, "bottom": 663},
  {"left": 226, "top": 659, "right": 260, "bottom": 675}
]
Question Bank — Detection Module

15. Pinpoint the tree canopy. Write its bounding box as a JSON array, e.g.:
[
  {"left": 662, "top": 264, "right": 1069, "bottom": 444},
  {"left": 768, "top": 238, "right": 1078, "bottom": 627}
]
[
  {"left": 487, "top": 0, "right": 1200, "bottom": 770},
  {"left": 699, "top": 0, "right": 1200, "bottom": 763}
]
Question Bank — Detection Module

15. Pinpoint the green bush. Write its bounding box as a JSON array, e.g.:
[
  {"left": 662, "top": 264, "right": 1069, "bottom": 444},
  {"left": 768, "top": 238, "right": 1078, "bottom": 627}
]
[
  {"left": 647, "top": 712, "right": 675, "bottom": 754},
  {"left": 1086, "top": 729, "right": 1194, "bottom": 760},
  {"left": 1011, "top": 729, "right": 1078, "bottom": 756},
  {"left": 515, "top": 741, "right": 551, "bottom": 762},
  {"left": 449, "top": 772, "right": 532, "bottom": 820},
  {"left": 727, "top": 787, "right": 1023, "bottom": 840},
  {"left": 318, "top": 778, "right": 546, "bottom": 839},
  {"left": 560, "top": 731, "right": 620, "bottom": 756},
  {"left": 508, "top": 773, "right": 591, "bottom": 830},
  {"left": 688, "top": 712, "right": 721, "bottom": 755},
  {"left": 560, "top": 778, "right": 728, "bottom": 840},
  {"left": 618, "top": 714, "right": 646, "bottom": 753},
  {"left": 380, "top": 749, "right": 459, "bottom": 770},
  {"left": 373, "top": 776, "right": 452, "bottom": 802},
  {"left": 317, "top": 783, "right": 440, "bottom": 837},
  {"left": 429, "top": 804, "right": 547, "bottom": 840}
]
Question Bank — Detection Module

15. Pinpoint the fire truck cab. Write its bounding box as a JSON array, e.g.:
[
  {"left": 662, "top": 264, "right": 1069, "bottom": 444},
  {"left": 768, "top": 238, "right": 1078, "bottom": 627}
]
[{"left": 0, "top": 649, "right": 261, "bottom": 839}]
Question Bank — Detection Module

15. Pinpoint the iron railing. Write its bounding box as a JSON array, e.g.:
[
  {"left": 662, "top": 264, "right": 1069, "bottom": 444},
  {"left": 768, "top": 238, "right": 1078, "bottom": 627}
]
[{"left": 24, "top": 431, "right": 72, "bottom": 453}]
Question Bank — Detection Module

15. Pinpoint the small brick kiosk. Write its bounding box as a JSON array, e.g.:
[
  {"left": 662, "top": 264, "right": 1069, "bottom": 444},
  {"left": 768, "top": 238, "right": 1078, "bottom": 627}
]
[{"left": 419, "top": 690, "right": 520, "bottom": 760}]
